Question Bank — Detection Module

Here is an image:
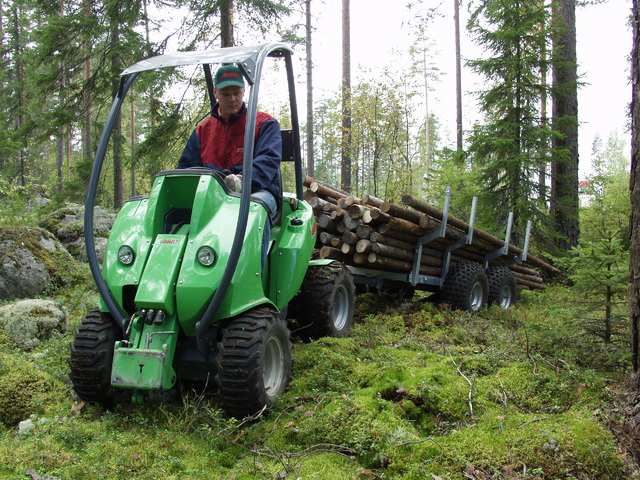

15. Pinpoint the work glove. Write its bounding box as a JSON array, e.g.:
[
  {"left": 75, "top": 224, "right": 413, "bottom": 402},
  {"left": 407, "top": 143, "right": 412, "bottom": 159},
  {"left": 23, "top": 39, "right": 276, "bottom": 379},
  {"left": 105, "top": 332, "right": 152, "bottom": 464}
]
[{"left": 224, "top": 173, "right": 242, "bottom": 193}]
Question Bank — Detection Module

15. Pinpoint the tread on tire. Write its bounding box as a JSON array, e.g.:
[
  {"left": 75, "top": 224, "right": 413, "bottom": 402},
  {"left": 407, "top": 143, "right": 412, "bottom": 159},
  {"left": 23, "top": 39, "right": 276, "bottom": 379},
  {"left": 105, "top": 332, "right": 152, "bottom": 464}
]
[
  {"left": 440, "top": 261, "right": 488, "bottom": 312},
  {"left": 69, "top": 310, "right": 119, "bottom": 405},
  {"left": 215, "top": 307, "right": 292, "bottom": 418},
  {"left": 487, "top": 266, "right": 517, "bottom": 309},
  {"left": 289, "top": 262, "right": 356, "bottom": 339}
]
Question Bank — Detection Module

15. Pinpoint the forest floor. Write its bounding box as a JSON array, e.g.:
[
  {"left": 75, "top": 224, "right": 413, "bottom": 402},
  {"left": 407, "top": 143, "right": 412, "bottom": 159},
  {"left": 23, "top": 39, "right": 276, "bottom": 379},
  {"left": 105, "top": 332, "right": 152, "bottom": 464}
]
[{"left": 0, "top": 265, "right": 639, "bottom": 479}]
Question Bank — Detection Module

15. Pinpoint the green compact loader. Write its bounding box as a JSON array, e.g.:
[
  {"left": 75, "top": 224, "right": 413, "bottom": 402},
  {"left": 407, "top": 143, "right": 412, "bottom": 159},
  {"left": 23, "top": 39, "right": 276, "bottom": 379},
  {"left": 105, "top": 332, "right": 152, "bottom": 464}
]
[{"left": 70, "top": 44, "right": 356, "bottom": 418}]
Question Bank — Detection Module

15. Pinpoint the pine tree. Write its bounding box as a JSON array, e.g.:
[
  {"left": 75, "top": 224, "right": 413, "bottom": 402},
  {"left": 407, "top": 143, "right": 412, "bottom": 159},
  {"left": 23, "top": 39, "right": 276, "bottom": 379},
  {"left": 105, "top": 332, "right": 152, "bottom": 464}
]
[
  {"left": 454, "top": 0, "right": 463, "bottom": 153},
  {"left": 560, "top": 136, "right": 629, "bottom": 344},
  {"left": 341, "top": 0, "right": 351, "bottom": 192},
  {"left": 467, "top": 0, "right": 552, "bottom": 240},
  {"left": 630, "top": 0, "right": 640, "bottom": 372},
  {"left": 305, "top": 0, "right": 314, "bottom": 177}
]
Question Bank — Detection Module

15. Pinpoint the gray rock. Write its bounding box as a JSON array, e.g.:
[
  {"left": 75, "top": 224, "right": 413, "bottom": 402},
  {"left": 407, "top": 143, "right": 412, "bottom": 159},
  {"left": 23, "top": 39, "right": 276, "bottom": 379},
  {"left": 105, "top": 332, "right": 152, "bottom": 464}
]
[
  {"left": 542, "top": 438, "right": 559, "bottom": 453},
  {"left": 39, "top": 203, "right": 115, "bottom": 262},
  {"left": 25, "top": 468, "right": 60, "bottom": 480},
  {"left": 17, "top": 418, "right": 35, "bottom": 436},
  {"left": 0, "top": 228, "right": 72, "bottom": 300},
  {"left": 75, "top": 236, "right": 108, "bottom": 264},
  {"left": 27, "top": 194, "right": 50, "bottom": 210},
  {"left": 0, "top": 299, "right": 66, "bottom": 351},
  {"left": 0, "top": 242, "right": 50, "bottom": 300}
]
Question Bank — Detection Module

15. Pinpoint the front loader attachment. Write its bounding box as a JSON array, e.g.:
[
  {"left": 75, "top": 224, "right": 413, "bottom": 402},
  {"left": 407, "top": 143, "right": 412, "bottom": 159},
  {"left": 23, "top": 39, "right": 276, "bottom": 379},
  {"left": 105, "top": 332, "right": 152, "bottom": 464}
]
[{"left": 110, "top": 232, "right": 187, "bottom": 391}]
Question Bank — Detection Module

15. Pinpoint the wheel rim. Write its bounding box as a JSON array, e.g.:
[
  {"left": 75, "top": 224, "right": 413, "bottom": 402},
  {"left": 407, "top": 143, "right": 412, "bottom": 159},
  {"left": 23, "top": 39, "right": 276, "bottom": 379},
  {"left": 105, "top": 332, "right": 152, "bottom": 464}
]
[
  {"left": 469, "top": 281, "right": 484, "bottom": 311},
  {"left": 331, "top": 284, "right": 350, "bottom": 331},
  {"left": 499, "top": 284, "right": 512, "bottom": 309},
  {"left": 263, "top": 335, "right": 285, "bottom": 398}
]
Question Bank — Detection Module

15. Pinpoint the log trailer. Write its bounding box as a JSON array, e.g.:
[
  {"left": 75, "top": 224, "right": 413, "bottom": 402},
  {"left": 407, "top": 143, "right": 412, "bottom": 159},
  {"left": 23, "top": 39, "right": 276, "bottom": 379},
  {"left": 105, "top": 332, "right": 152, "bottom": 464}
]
[
  {"left": 304, "top": 180, "right": 557, "bottom": 311},
  {"left": 70, "top": 43, "right": 556, "bottom": 419}
]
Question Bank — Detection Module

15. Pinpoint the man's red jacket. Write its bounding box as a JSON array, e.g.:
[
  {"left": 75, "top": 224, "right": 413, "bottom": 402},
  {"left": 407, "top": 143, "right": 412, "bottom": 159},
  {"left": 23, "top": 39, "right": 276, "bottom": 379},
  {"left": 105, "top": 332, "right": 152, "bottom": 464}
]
[{"left": 178, "top": 104, "right": 282, "bottom": 199}]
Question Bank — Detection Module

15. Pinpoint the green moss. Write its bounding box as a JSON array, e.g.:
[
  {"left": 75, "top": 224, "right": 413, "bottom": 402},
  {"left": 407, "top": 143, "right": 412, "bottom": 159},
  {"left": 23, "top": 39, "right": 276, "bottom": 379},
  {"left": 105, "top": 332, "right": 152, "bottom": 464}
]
[
  {"left": 296, "top": 394, "right": 420, "bottom": 468},
  {"left": 352, "top": 313, "right": 406, "bottom": 347},
  {"left": 0, "top": 353, "right": 68, "bottom": 426},
  {"left": 0, "top": 282, "right": 631, "bottom": 479},
  {"left": 290, "top": 337, "right": 362, "bottom": 395},
  {"left": 477, "top": 363, "right": 577, "bottom": 413},
  {"left": 0, "top": 327, "right": 11, "bottom": 350},
  {"left": 401, "top": 409, "right": 626, "bottom": 479}
]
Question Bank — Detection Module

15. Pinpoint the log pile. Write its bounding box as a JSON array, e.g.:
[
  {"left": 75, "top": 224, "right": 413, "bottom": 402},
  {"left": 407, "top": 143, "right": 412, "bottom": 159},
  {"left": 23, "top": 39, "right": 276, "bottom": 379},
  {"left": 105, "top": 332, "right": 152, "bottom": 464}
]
[{"left": 304, "top": 177, "right": 557, "bottom": 292}]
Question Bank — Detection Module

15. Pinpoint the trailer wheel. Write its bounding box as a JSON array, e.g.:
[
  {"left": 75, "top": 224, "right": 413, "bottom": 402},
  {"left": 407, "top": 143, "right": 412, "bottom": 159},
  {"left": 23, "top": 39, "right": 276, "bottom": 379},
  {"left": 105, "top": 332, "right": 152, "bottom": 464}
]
[
  {"left": 487, "top": 266, "right": 517, "bottom": 309},
  {"left": 289, "top": 262, "right": 355, "bottom": 339},
  {"left": 69, "top": 310, "right": 119, "bottom": 405},
  {"left": 215, "top": 307, "right": 292, "bottom": 418},
  {"left": 441, "top": 261, "right": 488, "bottom": 312}
]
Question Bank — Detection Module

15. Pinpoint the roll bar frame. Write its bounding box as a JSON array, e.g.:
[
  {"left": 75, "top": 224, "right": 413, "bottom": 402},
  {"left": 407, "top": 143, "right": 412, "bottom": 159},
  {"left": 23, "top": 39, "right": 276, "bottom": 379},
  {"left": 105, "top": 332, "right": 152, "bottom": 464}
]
[{"left": 84, "top": 44, "right": 303, "bottom": 346}]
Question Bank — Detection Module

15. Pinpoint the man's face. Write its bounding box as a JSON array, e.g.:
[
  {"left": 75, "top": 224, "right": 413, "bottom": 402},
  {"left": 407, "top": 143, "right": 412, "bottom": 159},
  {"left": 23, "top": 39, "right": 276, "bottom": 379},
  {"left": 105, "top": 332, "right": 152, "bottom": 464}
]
[{"left": 214, "top": 86, "right": 244, "bottom": 118}]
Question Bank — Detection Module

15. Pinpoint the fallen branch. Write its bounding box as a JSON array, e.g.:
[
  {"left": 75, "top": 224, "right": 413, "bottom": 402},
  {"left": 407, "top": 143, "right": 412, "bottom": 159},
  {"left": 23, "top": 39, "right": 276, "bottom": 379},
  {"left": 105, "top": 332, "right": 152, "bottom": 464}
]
[{"left": 448, "top": 353, "right": 475, "bottom": 417}]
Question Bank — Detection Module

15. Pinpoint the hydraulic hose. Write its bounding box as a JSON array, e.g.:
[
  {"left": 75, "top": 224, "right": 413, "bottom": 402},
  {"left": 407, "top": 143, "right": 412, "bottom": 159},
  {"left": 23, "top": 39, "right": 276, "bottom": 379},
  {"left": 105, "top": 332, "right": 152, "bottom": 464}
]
[
  {"left": 195, "top": 72, "right": 263, "bottom": 346},
  {"left": 84, "top": 73, "right": 138, "bottom": 333},
  {"left": 194, "top": 45, "right": 288, "bottom": 348}
]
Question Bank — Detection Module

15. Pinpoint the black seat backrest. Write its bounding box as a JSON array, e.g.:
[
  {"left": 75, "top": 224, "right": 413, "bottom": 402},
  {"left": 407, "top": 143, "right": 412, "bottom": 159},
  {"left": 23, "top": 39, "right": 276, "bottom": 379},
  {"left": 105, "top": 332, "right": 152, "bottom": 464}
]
[
  {"left": 270, "top": 129, "right": 295, "bottom": 226},
  {"left": 281, "top": 129, "right": 295, "bottom": 163}
]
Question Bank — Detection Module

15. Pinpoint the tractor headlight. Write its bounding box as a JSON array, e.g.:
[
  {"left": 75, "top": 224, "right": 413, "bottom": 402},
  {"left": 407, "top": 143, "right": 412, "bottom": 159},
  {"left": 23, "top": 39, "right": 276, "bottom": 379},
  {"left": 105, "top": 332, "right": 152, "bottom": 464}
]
[
  {"left": 197, "top": 246, "right": 216, "bottom": 267},
  {"left": 118, "top": 245, "right": 135, "bottom": 265}
]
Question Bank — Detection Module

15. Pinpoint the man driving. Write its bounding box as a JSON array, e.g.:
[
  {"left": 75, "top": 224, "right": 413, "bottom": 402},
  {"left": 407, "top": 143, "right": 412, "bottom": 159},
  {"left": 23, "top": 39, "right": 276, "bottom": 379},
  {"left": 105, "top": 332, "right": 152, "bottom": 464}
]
[{"left": 177, "top": 64, "right": 282, "bottom": 218}]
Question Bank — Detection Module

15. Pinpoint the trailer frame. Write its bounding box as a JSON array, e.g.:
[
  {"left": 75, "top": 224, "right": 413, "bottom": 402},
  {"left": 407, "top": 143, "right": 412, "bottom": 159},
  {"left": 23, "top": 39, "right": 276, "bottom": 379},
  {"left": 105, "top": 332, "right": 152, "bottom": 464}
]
[{"left": 347, "top": 186, "right": 532, "bottom": 299}]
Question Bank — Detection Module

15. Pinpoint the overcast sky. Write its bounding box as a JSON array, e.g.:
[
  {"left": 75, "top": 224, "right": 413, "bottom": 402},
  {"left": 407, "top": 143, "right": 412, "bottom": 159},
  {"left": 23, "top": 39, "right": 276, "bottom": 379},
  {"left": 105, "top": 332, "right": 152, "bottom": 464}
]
[
  {"left": 152, "top": 0, "right": 633, "bottom": 179},
  {"left": 302, "top": 0, "right": 633, "bottom": 178}
]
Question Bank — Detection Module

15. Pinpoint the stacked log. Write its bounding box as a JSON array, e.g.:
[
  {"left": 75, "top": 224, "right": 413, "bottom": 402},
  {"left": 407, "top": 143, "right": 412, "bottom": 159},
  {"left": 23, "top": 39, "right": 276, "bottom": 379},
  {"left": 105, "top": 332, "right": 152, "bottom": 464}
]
[{"left": 304, "top": 176, "right": 551, "bottom": 291}]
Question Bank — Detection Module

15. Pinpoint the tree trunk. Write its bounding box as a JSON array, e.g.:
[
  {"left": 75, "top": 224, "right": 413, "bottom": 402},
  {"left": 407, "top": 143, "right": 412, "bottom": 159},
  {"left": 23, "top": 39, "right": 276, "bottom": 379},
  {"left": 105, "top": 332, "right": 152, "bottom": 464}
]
[
  {"left": 404, "top": 79, "right": 411, "bottom": 191},
  {"left": 630, "top": 0, "right": 639, "bottom": 372},
  {"left": 373, "top": 93, "right": 379, "bottom": 196},
  {"left": 539, "top": 0, "right": 548, "bottom": 202},
  {"left": 0, "top": 0, "right": 4, "bottom": 166},
  {"left": 13, "top": 3, "right": 25, "bottom": 186},
  {"left": 341, "top": 0, "right": 351, "bottom": 192},
  {"left": 305, "top": 0, "right": 314, "bottom": 177},
  {"left": 220, "top": 0, "right": 234, "bottom": 47},
  {"left": 551, "top": 0, "right": 579, "bottom": 250},
  {"left": 423, "top": 45, "right": 431, "bottom": 171},
  {"left": 56, "top": 137, "right": 64, "bottom": 193},
  {"left": 110, "top": 2, "right": 123, "bottom": 208},
  {"left": 454, "top": 0, "right": 463, "bottom": 153},
  {"left": 56, "top": 0, "right": 65, "bottom": 194},
  {"left": 605, "top": 284, "right": 612, "bottom": 344},
  {"left": 65, "top": 123, "right": 72, "bottom": 179},
  {"left": 81, "top": 0, "right": 92, "bottom": 171}
]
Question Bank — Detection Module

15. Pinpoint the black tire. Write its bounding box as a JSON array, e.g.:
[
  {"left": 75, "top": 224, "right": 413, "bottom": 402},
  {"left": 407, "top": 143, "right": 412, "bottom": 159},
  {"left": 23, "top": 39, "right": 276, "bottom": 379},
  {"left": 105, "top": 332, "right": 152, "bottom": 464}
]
[
  {"left": 69, "top": 310, "right": 119, "bottom": 404},
  {"left": 289, "top": 262, "right": 356, "bottom": 339},
  {"left": 215, "top": 307, "right": 292, "bottom": 418},
  {"left": 487, "top": 266, "right": 517, "bottom": 309},
  {"left": 440, "top": 261, "right": 488, "bottom": 312}
]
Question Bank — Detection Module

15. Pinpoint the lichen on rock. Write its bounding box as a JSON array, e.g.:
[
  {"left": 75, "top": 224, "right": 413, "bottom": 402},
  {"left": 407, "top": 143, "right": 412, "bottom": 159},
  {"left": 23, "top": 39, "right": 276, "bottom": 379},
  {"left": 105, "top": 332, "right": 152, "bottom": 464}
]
[
  {"left": 0, "top": 299, "right": 66, "bottom": 350},
  {"left": 0, "top": 227, "right": 79, "bottom": 300}
]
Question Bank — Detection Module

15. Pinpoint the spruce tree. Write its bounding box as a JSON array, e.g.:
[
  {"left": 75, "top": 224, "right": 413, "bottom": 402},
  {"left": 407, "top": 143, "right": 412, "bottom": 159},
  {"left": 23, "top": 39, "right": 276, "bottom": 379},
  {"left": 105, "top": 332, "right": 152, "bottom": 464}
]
[{"left": 467, "top": 0, "right": 552, "bottom": 240}]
